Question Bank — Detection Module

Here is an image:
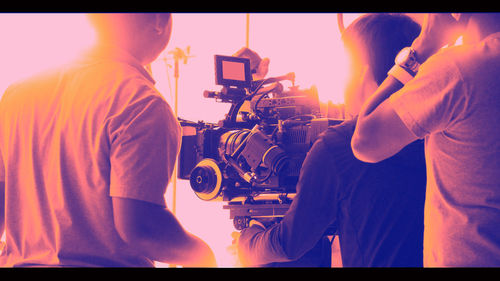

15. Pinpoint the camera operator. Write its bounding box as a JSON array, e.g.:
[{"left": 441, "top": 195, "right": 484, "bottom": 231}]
[
  {"left": 0, "top": 13, "right": 216, "bottom": 267},
  {"left": 351, "top": 13, "right": 500, "bottom": 266},
  {"left": 234, "top": 14, "right": 427, "bottom": 267}
]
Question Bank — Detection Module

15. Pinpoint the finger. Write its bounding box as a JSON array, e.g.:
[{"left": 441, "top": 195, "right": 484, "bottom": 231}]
[
  {"left": 249, "top": 219, "right": 266, "bottom": 229},
  {"left": 231, "top": 231, "right": 241, "bottom": 240},
  {"left": 254, "top": 58, "right": 270, "bottom": 80},
  {"left": 258, "top": 58, "right": 270, "bottom": 71}
]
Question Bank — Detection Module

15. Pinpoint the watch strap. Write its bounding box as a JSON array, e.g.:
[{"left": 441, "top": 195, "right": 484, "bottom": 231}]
[{"left": 388, "top": 64, "right": 414, "bottom": 85}]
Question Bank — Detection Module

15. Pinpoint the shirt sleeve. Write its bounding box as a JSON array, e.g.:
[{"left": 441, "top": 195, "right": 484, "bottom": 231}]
[
  {"left": 238, "top": 131, "right": 340, "bottom": 265},
  {"left": 389, "top": 49, "right": 467, "bottom": 138},
  {"left": 108, "top": 94, "right": 180, "bottom": 207}
]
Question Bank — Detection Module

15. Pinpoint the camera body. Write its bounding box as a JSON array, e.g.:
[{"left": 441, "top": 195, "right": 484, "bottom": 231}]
[{"left": 177, "top": 55, "right": 341, "bottom": 230}]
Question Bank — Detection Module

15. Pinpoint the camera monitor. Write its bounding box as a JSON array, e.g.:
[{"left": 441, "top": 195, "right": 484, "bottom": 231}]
[{"left": 215, "top": 55, "right": 252, "bottom": 88}]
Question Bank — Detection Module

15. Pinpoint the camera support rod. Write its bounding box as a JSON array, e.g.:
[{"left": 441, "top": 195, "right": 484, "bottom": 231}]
[{"left": 246, "top": 14, "right": 250, "bottom": 48}]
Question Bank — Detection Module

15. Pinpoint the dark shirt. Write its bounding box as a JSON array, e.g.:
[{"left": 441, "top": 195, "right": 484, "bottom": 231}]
[{"left": 238, "top": 118, "right": 426, "bottom": 267}]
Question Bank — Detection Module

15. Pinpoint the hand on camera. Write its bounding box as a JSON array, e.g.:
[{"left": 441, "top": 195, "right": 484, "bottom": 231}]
[
  {"left": 228, "top": 220, "right": 265, "bottom": 249},
  {"left": 233, "top": 47, "right": 270, "bottom": 80},
  {"left": 227, "top": 220, "right": 266, "bottom": 267},
  {"left": 226, "top": 231, "right": 241, "bottom": 266}
]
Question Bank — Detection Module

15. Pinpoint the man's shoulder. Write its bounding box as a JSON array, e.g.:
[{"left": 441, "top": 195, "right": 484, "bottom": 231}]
[{"left": 1, "top": 65, "right": 64, "bottom": 104}]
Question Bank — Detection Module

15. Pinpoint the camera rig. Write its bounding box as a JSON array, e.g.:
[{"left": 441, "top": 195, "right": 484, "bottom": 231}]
[{"left": 177, "top": 55, "right": 342, "bottom": 230}]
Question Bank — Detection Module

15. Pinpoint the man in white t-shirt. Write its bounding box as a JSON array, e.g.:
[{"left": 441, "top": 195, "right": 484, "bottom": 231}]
[
  {"left": 351, "top": 13, "right": 500, "bottom": 266},
  {"left": 0, "top": 13, "right": 216, "bottom": 267}
]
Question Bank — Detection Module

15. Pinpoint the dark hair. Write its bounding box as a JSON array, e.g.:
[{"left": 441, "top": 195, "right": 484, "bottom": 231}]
[{"left": 342, "top": 13, "right": 421, "bottom": 85}]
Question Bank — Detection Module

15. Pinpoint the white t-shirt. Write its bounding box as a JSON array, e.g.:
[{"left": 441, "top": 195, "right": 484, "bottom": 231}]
[
  {"left": 389, "top": 33, "right": 500, "bottom": 266},
  {"left": 0, "top": 46, "right": 181, "bottom": 267}
]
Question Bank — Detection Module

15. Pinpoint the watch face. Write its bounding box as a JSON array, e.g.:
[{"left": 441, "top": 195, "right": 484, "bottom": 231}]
[
  {"left": 396, "top": 47, "right": 418, "bottom": 71},
  {"left": 396, "top": 47, "right": 411, "bottom": 65}
]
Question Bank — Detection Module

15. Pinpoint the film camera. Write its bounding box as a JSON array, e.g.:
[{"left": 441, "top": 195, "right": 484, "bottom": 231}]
[{"left": 177, "top": 54, "right": 342, "bottom": 230}]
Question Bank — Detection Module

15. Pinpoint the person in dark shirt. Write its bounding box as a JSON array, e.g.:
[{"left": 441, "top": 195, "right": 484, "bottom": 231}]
[{"left": 235, "top": 13, "right": 426, "bottom": 267}]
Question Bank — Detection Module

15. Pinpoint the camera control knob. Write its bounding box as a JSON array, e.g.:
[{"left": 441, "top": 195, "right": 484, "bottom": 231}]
[{"left": 189, "top": 158, "right": 223, "bottom": 201}]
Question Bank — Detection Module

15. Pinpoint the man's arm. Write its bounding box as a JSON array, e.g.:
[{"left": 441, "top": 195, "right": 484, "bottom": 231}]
[
  {"left": 108, "top": 95, "right": 216, "bottom": 267},
  {"left": 351, "top": 76, "right": 418, "bottom": 163},
  {"left": 112, "top": 197, "right": 216, "bottom": 267}
]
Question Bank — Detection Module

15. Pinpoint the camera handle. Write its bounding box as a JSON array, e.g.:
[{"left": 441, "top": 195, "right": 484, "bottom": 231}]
[{"left": 223, "top": 72, "right": 296, "bottom": 126}]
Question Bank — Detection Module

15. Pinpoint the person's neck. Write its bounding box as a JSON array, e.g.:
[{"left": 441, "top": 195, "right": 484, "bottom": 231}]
[
  {"left": 464, "top": 19, "right": 500, "bottom": 44},
  {"left": 96, "top": 41, "right": 146, "bottom": 66}
]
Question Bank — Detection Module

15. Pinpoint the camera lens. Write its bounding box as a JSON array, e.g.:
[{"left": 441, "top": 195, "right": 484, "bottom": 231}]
[{"left": 262, "top": 145, "right": 290, "bottom": 175}]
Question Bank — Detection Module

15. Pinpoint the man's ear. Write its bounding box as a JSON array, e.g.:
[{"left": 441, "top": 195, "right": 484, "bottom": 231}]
[{"left": 153, "top": 14, "right": 171, "bottom": 35}]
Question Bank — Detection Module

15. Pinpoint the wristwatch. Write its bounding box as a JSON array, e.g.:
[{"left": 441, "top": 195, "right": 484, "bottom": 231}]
[
  {"left": 388, "top": 47, "right": 421, "bottom": 85},
  {"left": 395, "top": 47, "right": 420, "bottom": 75}
]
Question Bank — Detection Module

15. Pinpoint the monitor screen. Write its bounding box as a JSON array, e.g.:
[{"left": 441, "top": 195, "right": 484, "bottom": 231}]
[{"left": 215, "top": 55, "right": 252, "bottom": 88}]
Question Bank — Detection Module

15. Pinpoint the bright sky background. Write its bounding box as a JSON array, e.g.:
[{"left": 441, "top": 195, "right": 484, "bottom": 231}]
[{"left": 0, "top": 12, "right": 362, "bottom": 267}]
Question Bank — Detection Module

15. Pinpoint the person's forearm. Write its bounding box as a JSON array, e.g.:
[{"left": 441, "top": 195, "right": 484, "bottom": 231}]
[
  {"left": 137, "top": 228, "right": 215, "bottom": 267},
  {"left": 153, "top": 234, "right": 215, "bottom": 267},
  {"left": 352, "top": 76, "right": 405, "bottom": 163},
  {"left": 112, "top": 198, "right": 216, "bottom": 267},
  {"left": 358, "top": 76, "right": 403, "bottom": 119},
  {"left": 238, "top": 224, "right": 294, "bottom": 266},
  {"left": 131, "top": 208, "right": 216, "bottom": 267}
]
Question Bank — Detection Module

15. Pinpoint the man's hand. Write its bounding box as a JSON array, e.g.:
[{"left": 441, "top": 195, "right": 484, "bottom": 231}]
[
  {"left": 411, "top": 13, "right": 464, "bottom": 63},
  {"left": 233, "top": 47, "right": 270, "bottom": 80},
  {"left": 227, "top": 220, "right": 266, "bottom": 267},
  {"left": 227, "top": 231, "right": 242, "bottom": 266},
  {"left": 254, "top": 58, "right": 270, "bottom": 81}
]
